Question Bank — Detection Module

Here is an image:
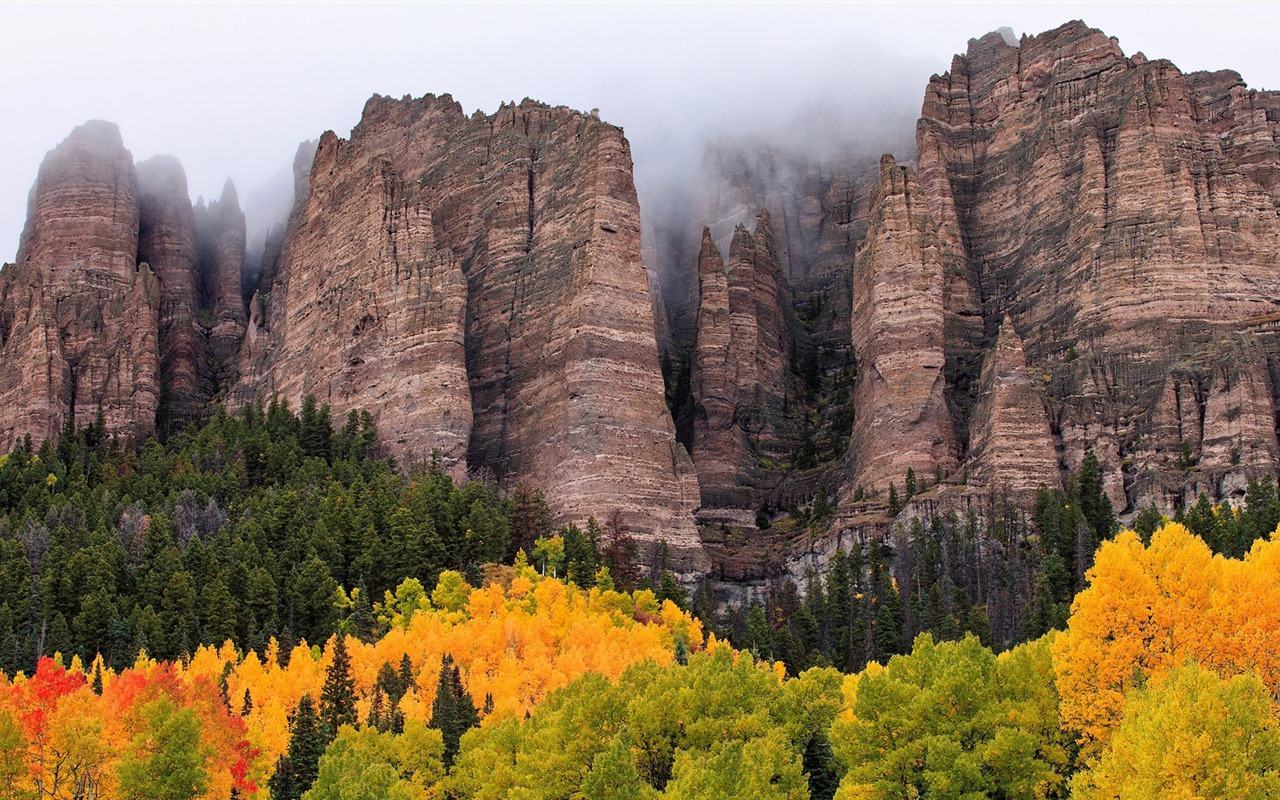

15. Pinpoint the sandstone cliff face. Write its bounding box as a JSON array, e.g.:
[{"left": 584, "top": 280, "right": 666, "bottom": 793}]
[
  {"left": 137, "top": 155, "right": 201, "bottom": 427},
  {"left": 238, "top": 129, "right": 473, "bottom": 477},
  {"left": 847, "top": 155, "right": 958, "bottom": 496},
  {"left": 194, "top": 181, "right": 248, "bottom": 394},
  {"left": 0, "top": 122, "right": 257, "bottom": 450},
  {"left": 242, "top": 95, "right": 704, "bottom": 564},
  {"left": 911, "top": 21, "right": 1280, "bottom": 512},
  {"left": 689, "top": 213, "right": 805, "bottom": 507},
  {"left": 0, "top": 122, "right": 161, "bottom": 448},
  {"left": 964, "top": 317, "right": 1060, "bottom": 497}
]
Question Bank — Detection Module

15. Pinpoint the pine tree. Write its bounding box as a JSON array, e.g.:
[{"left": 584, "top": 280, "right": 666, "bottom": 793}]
[
  {"left": 745, "top": 602, "right": 774, "bottom": 661},
  {"left": 319, "top": 634, "right": 357, "bottom": 739},
  {"left": 273, "top": 694, "right": 324, "bottom": 800},
  {"left": 508, "top": 483, "right": 552, "bottom": 557},
  {"left": 429, "top": 653, "right": 479, "bottom": 768},
  {"left": 874, "top": 573, "right": 904, "bottom": 660},
  {"left": 802, "top": 733, "right": 840, "bottom": 800}
]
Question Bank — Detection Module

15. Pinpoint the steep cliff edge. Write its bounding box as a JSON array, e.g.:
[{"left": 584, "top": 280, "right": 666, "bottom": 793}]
[
  {"left": 0, "top": 123, "right": 257, "bottom": 450},
  {"left": 0, "top": 122, "right": 160, "bottom": 448},
  {"left": 912, "top": 21, "right": 1280, "bottom": 512},
  {"left": 137, "top": 155, "right": 201, "bottom": 428},
  {"left": 689, "top": 212, "right": 807, "bottom": 507},
  {"left": 241, "top": 95, "right": 704, "bottom": 565},
  {"left": 847, "top": 155, "right": 958, "bottom": 497}
]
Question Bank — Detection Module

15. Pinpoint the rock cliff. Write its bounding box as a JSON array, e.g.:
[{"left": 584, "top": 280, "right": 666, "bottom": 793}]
[
  {"left": 689, "top": 213, "right": 806, "bottom": 507},
  {"left": 240, "top": 95, "right": 704, "bottom": 565},
  {"left": 915, "top": 20, "right": 1280, "bottom": 512},
  {"left": 0, "top": 122, "right": 160, "bottom": 448},
  {"left": 847, "top": 155, "right": 958, "bottom": 496},
  {"left": 194, "top": 181, "right": 248, "bottom": 395},
  {"left": 9, "top": 20, "right": 1280, "bottom": 584},
  {"left": 137, "top": 155, "right": 201, "bottom": 428},
  {"left": 964, "top": 317, "right": 1059, "bottom": 498}
]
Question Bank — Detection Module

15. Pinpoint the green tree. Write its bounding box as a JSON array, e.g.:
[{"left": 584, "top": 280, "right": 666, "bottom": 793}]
[
  {"left": 304, "top": 722, "right": 444, "bottom": 800},
  {"left": 320, "top": 634, "right": 357, "bottom": 740},
  {"left": 831, "top": 633, "right": 1071, "bottom": 800},
  {"left": 272, "top": 694, "right": 325, "bottom": 800},
  {"left": 116, "top": 697, "right": 210, "bottom": 800},
  {"left": 0, "top": 710, "right": 34, "bottom": 800},
  {"left": 429, "top": 654, "right": 479, "bottom": 769}
]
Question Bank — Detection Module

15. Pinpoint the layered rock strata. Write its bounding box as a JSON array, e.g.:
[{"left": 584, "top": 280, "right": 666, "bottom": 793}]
[
  {"left": 240, "top": 95, "right": 704, "bottom": 564},
  {"left": 0, "top": 122, "right": 160, "bottom": 448},
  {"left": 237, "top": 130, "right": 473, "bottom": 476},
  {"left": 913, "top": 20, "right": 1280, "bottom": 511},
  {"left": 689, "top": 212, "right": 806, "bottom": 506},
  {"left": 847, "top": 155, "right": 959, "bottom": 496},
  {"left": 137, "top": 155, "right": 201, "bottom": 427},
  {"left": 0, "top": 122, "right": 256, "bottom": 450},
  {"left": 964, "top": 317, "right": 1060, "bottom": 497}
]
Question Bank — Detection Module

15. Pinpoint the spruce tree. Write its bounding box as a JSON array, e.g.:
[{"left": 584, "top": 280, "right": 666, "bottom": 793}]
[
  {"left": 429, "top": 653, "right": 479, "bottom": 768},
  {"left": 273, "top": 694, "right": 324, "bottom": 800},
  {"left": 874, "top": 573, "right": 904, "bottom": 660},
  {"left": 319, "top": 634, "right": 357, "bottom": 739}
]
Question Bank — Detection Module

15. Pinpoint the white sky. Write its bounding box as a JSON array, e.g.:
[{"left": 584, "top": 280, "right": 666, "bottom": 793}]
[{"left": 3, "top": 1, "right": 1279, "bottom": 260}]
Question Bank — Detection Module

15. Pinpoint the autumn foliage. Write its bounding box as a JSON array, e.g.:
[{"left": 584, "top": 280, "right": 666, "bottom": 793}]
[
  {"left": 0, "top": 567, "right": 702, "bottom": 798},
  {"left": 1052, "top": 522, "right": 1280, "bottom": 755},
  {"left": 0, "top": 655, "right": 257, "bottom": 800}
]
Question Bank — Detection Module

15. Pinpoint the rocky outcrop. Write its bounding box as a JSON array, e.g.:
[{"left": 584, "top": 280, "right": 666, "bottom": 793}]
[
  {"left": 194, "top": 181, "right": 248, "bottom": 395},
  {"left": 137, "top": 155, "right": 201, "bottom": 427},
  {"left": 965, "top": 317, "right": 1059, "bottom": 497},
  {"left": 0, "top": 122, "right": 160, "bottom": 448},
  {"left": 241, "top": 95, "right": 704, "bottom": 564},
  {"left": 688, "top": 212, "right": 805, "bottom": 506},
  {"left": 652, "top": 140, "right": 885, "bottom": 350},
  {"left": 847, "top": 155, "right": 958, "bottom": 497},
  {"left": 913, "top": 21, "right": 1280, "bottom": 512},
  {"left": 237, "top": 130, "right": 473, "bottom": 476}
]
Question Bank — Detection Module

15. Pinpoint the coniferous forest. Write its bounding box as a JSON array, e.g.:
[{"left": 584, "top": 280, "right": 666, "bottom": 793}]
[{"left": 1, "top": 404, "right": 1280, "bottom": 798}]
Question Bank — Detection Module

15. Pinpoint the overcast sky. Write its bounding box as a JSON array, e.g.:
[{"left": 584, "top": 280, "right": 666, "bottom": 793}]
[{"left": 3, "top": 1, "right": 1279, "bottom": 260}]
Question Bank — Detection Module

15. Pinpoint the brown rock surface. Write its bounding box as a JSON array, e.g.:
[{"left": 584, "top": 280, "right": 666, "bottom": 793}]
[
  {"left": 0, "top": 121, "right": 160, "bottom": 448},
  {"left": 241, "top": 95, "right": 704, "bottom": 564},
  {"left": 965, "top": 317, "right": 1059, "bottom": 497},
  {"left": 237, "top": 130, "right": 473, "bottom": 476},
  {"left": 847, "top": 155, "right": 958, "bottom": 497},
  {"left": 194, "top": 180, "right": 248, "bottom": 394},
  {"left": 689, "top": 212, "right": 807, "bottom": 507},
  {"left": 915, "top": 21, "right": 1280, "bottom": 512},
  {"left": 137, "top": 155, "right": 202, "bottom": 427}
]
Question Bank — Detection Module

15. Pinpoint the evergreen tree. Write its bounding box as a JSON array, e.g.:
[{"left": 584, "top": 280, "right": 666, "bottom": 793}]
[
  {"left": 825, "top": 548, "right": 853, "bottom": 669},
  {"left": 874, "top": 574, "right": 904, "bottom": 660},
  {"left": 429, "top": 653, "right": 479, "bottom": 769},
  {"left": 299, "top": 396, "right": 334, "bottom": 461},
  {"left": 655, "top": 570, "right": 688, "bottom": 610},
  {"left": 508, "top": 483, "right": 552, "bottom": 557},
  {"left": 273, "top": 694, "right": 324, "bottom": 800},
  {"left": 320, "top": 635, "right": 357, "bottom": 739},
  {"left": 802, "top": 732, "right": 840, "bottom": 800}
]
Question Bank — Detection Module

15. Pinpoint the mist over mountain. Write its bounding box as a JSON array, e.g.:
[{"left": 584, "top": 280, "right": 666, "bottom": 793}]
[{"left": 4, "top": 3, "right": 1280, "bottom": 265}]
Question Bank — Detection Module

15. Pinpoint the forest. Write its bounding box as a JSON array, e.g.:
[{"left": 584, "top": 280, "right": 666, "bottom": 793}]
[{"left": 1, "top": 403, "right": 1279, "bottom": 798}]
